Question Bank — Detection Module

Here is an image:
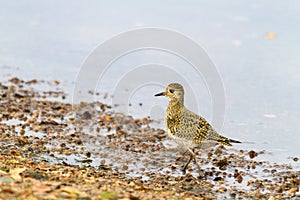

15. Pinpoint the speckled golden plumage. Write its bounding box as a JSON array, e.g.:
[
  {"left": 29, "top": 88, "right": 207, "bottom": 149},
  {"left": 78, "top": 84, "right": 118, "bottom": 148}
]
[
  {"left": 155, "top": 83, "right": 241, "bottom": 176},
  {"left": 166, "top": 98, "right": 238, "bottom": 148}
]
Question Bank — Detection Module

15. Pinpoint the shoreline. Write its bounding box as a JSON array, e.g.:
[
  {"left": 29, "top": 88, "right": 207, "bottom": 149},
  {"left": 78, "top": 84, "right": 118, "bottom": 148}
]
[{"left": 0, "top": 77, "right": 299, "bottom": 199}]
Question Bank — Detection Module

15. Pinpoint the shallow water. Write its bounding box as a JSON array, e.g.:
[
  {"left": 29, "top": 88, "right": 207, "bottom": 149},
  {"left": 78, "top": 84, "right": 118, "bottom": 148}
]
[{"left": 0, "top": 1, "right": 299, "bottom": 167}]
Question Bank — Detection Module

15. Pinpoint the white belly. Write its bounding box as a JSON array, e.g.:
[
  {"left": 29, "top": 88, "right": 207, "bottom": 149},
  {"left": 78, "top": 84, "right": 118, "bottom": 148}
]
[{"left": 167, "top": 128, "right": 193, "bottom": 148}]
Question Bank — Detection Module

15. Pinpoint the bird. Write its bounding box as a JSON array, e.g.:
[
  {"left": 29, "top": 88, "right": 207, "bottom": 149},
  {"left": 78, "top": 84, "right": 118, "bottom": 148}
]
[{"left": 155, "top": 83, "right": 241, "bottom": 177}]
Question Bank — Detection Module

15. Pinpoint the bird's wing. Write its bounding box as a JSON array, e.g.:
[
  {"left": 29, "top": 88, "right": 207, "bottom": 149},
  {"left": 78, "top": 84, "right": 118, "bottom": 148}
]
[
  {"left": 180, "top": 107, "right": 232, "bottom": 146},
  {"left": 176, "top": 108, "right": 211, "bottom": 143}
]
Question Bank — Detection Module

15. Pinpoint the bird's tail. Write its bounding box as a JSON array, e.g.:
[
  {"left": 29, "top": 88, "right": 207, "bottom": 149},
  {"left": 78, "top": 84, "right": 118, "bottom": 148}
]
[{"left": 214, "top": 136, "right": 241, "bottom": 146}]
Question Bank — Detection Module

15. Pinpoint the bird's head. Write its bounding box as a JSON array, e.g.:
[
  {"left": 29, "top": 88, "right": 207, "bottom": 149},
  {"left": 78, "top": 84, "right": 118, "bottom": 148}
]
[{"left": 154, "top": 83, "right": 184, "bottom": 104}]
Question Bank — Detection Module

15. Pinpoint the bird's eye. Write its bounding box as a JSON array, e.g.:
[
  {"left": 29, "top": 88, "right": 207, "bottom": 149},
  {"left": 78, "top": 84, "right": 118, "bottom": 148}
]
[{"left": 169, "top": 89, "right": 175, "bottom": 93}]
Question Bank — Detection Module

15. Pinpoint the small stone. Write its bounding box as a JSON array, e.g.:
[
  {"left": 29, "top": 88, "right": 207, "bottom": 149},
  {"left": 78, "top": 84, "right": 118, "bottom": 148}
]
[
  {"left": 60, "top": 143, "right": 66, "bottom": 148},
  {"left": 20, "top": 129, "right": 25, "bottom": 135},
  {"left": 82, "top": 111, "right": 92, "bottom": 120},
  {"left": 215, "top": 158, "right": 228, "bottom": 170},
  {"left": 275, "top": 186, "right": 282, "bottom": 193},
  {"left": 86, "top": 152, "right": 91, "bottom": 158},
  {"left": 218, "top": 187, "right": 227, "bottom": 192},
  {"left": 120, "top": 165, "right": 128, "bottom": 170},
  {"left": 213, "top": 177, "right": 223, "bottom": 181},
  {"left": 236, "top": 174, "right": 243, "bottom": 183},
  {"left": 293, "top": 157, "right": 299, "bottom": 162},
  {"left": 268, "top": 196, "right": 275, "bottom": 200},
  {"left": 116, "top": 130, "right": 127, "bottom": 137},
  {"left": 289, "top": 188, "right": 296, "bottom": 195},
  {"left": 105, "top": 115, "right": 112, "bottom": 122},
  {"left": 249, "top": 150, "right": 258, "bottom": 159}
]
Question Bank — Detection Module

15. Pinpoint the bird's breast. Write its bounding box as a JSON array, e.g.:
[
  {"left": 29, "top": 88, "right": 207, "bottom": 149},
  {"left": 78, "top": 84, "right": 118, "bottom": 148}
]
[{"left": 167, "top": 128, "right": 174, "bottom": 138}]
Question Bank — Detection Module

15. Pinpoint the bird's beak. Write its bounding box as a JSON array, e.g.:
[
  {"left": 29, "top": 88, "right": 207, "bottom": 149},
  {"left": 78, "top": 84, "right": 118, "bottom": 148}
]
[{"left": 154, "top": 92, "right": 165, "bottom": 97}]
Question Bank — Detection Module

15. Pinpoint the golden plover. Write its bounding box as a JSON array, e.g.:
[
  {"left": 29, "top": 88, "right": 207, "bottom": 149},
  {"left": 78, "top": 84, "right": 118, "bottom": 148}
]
[{"left": 155, "top": 83, "right": 241, "bottom": 176}]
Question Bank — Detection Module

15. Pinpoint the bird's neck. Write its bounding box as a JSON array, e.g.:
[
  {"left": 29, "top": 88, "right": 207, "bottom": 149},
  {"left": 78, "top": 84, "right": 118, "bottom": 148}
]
[
  {"left": 169, "top": 97, "right": 184, "bottom": 106},
  {"left": 167, "top": 99, "right": 183, "bottom": 117}
]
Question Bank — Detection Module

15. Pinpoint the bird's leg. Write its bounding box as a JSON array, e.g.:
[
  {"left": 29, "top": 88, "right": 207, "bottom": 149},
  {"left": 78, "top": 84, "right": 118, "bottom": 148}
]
[
  {"left": 189, "top": 149, "right": 201, "bottom": 173},
  {"left": 181, "top": 151, "right": 193, "bottom": 174},
  {"left": 182, "top": 149, "right": 203, "bottom": 178}
]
